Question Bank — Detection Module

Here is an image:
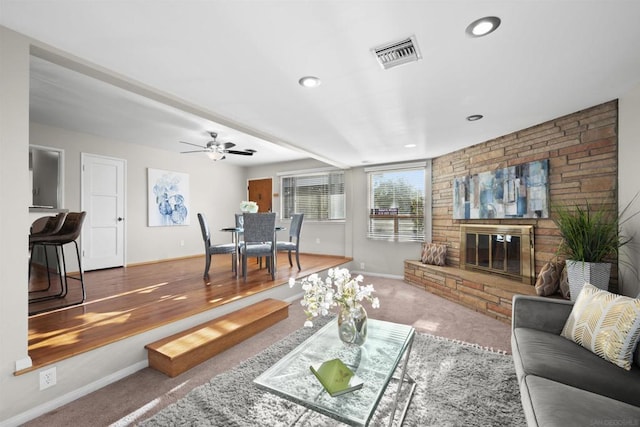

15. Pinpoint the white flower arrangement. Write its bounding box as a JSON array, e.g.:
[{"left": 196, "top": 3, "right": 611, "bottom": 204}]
[
  {"left": 240, "top": 200, "right": 259, "bottom": 213},
  {"left": 289, "top": 267, "right": 380, "bottom": 327}
]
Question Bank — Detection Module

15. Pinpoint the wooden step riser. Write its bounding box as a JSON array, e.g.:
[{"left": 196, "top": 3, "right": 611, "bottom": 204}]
[{"left": 146, "top": 299, "right": 289, "bottom": 377}]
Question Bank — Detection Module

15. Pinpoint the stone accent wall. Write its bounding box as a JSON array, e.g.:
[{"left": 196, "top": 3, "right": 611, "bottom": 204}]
[
  {"left": 432, "top": 100, "right": 618, "bottom": 279},
  {"left": 406, "top": 100, "right": 619, "bottom": 320}
]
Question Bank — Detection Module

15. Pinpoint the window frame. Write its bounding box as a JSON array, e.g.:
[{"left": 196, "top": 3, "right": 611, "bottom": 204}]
[
  {"left": 279, "top": 168, "right": 346, "bottom": 222},
  {"left": 365, "top": 161, "right": 429, "bottom": 242}
]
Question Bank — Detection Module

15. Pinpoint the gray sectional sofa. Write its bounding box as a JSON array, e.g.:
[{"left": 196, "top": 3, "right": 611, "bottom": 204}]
[{"left": 511, "top": 295, "right": 640, "bottom": 426}]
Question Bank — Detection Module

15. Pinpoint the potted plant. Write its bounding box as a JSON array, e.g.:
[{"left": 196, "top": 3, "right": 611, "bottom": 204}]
[{"left": 553, "top": 198, "right": 636, "bottom": 300}]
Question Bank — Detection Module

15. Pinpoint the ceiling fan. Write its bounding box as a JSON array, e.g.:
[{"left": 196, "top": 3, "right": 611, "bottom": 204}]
[{"left": 179, "top": 132, "right": 257, "bottom": 161}]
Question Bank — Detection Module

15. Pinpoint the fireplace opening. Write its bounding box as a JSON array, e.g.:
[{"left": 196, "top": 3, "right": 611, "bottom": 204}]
[{"left": 460, "top": 224, "right": 534, "bottom": 284}]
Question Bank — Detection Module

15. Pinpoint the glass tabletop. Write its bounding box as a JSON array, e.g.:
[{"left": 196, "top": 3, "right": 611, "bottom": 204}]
[{"left": 254, "top": 318, "right": 415, "bottom": 426}]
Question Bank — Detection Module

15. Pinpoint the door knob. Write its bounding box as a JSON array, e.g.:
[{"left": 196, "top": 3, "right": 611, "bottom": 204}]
[{"left": 117, "top": 217, "right": 124, "bottom": 222}]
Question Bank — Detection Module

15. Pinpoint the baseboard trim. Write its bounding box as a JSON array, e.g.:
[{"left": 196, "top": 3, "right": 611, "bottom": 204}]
[
  {"left": 2, "top": 360, "right": 148, "bottom": 427},
  {"left": 352, "top": 271, "right": 404, "bottom": 280}
]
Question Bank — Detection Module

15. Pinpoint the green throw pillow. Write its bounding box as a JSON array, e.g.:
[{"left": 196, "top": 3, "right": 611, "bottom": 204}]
[{"left": 561, "top": 283, "right": 640, "bottom": 370}]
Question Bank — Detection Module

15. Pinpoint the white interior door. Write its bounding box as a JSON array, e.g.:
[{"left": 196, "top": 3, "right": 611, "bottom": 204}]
[{"left": 81, "top": 153, "right": 126, "bottom": 270}]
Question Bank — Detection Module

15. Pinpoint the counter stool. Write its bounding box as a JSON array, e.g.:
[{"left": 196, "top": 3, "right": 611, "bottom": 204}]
[
  {"left": 28, "top": 213, "right": 67, "bottom": 294},
  {"left": 29, "top": 212, "right": 87, "bottom": 311}
]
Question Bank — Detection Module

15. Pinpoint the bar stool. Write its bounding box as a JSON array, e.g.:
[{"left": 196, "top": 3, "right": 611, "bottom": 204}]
[
  {"left": 29, "top": 212, "right": 87, "bottom": 310},
  {"left": 28, "top": 213, "right": 67, "bottom": 294}
]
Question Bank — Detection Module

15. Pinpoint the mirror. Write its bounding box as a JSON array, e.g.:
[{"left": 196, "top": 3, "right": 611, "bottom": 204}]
[{"left": 29, "top": 145, "right": 64, "bottom": 209}]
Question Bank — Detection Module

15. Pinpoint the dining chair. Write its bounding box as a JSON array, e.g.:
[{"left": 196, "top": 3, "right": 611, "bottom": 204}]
[
  {"left": 239, "top": 212, "right": 276, "bottom": 281},
  {"left": 197, "top": 213, "right": 237, "bottom": 279},
  {"left": 276, "top": 213, "right": 304, "bottom": 270}
]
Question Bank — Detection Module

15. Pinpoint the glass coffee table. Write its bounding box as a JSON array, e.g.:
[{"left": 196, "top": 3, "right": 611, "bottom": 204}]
[{"left": 254, "top": 318, "right": 416, "bottom": 426}]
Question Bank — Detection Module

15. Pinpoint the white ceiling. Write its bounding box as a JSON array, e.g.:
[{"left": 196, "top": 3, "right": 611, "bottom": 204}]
[{"left": 2, "top": 1, "right": 640, "bottom": 168}]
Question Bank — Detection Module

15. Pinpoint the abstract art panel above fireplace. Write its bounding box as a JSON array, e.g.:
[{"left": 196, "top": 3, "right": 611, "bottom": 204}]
[{"left": 453, "top": 159, "right": 549, "bottom": 219}]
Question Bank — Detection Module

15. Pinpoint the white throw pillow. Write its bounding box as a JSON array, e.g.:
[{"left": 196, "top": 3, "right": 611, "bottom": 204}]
[{"left": 561, "top": 283, "right": 640, "bottom": 370}]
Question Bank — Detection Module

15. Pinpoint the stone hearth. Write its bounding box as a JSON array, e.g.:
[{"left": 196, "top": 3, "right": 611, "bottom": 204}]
[{"left": 404, "top": 260, "right": 537, "bottom": 323}]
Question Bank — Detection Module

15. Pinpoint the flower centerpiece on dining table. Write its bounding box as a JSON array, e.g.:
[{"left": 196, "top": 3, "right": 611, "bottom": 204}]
[
  {"left": 289, "top": 268, "right": 380, "bottom": 345},
  {"left": 240, "top": 200, "right": 259, "bottom": 213}
]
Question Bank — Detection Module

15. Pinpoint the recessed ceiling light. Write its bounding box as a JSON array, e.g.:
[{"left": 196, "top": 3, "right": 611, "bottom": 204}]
[
  {"left": 404, "top": 144, "right": 417, "bottom": 148},
  {"left": 466, "top": 16, "right": 501, "bottom": 37},
  {"left": 298, "top": 76, "right": 321, "bottom": 88},
  {"left": 466, "top": 114, "right": 484, "bottom": 122}
]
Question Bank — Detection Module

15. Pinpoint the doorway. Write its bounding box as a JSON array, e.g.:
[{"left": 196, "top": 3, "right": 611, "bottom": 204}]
[
  {"left": 248, "top": 178, "right": 272, "bottom": 212},
  {"left": 81, "top": 153, "right": 126, "bottom": 270}
]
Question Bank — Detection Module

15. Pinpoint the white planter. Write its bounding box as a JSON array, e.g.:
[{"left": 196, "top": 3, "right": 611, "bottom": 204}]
[{"left": 565, "top": 260, "right": 611, "bottom": 301}]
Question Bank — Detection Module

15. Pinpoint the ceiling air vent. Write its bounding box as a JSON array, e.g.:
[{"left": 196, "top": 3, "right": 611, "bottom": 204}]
[{"left": 372, "top": 36, "right": 422, "bottom": 70}]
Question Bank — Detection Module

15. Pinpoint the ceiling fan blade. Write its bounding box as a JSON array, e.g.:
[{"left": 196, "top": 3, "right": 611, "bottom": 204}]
[
  {"left": 179, "top": 141, "right": 206, "bottom": 149},
  {"left": 180, "top": 149, "right": 207, "bottom": 154},
  {"left": 222, "top": 142, "right": 236, "bottom": 149},
  {"left": 225, "top": 149, "right": 255, "bottom": 156}
]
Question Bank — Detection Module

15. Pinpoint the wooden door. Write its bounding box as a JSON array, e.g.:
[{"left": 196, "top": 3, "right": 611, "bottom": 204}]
[{"left": 248, "top": 178, "right": 272, "bottom": 212}]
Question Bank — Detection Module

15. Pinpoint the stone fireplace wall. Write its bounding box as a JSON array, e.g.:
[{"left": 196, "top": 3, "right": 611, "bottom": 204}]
[
  {"left": 405, "top": 100, "right": 618, "bottom": 321},
  {"left": 432, "top": 100, "right": 619, "bottom": 288}
]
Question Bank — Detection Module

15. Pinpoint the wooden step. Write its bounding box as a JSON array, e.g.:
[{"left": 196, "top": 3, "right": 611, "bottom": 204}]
[{"left": 145, "top": 298, "right": 289, "bottom": 377}]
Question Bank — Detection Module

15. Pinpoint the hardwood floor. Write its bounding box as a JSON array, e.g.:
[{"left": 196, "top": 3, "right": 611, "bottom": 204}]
[{"left": 23, "top": 253, "right": 351, "bottom": 374}]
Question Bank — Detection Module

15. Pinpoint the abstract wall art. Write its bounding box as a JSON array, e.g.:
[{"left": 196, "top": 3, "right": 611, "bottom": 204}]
[
  {"left": 148, "top": 168, "right": 190, "bottom": 226},
  {"left": 453, "top": 159, "right": 549, "bottom": 219}
]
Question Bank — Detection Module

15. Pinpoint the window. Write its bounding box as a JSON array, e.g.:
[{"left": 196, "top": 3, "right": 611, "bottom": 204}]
[
  {"left": 281, "top": 170, "right": 345, "bottom": 221},
  {"left": 367, "top": 163, "right": 426, "bottom": 242}
]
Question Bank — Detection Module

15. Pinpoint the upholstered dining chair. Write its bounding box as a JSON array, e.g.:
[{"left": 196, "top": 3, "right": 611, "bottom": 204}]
[
  {"left": 239, "top": 212, "right": 276, "bottom": 281},
  {"left": 197, "top": 213, "right": 237, "bottom": 279},
  {"left": 276, "top": 213, "right": 304, "bottom": 270}
]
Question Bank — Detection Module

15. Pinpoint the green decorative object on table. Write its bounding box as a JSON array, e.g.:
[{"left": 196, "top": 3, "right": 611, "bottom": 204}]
[
  {"left": 289, "top": 267, "right": 379, "bottom": 345},
  {"left": 310, "top": 358, "right": 364, "bottom": 397}
]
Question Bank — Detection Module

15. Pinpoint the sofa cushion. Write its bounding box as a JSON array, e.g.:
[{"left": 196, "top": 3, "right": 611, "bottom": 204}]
[
  {"left": 521, "top": 375, "right": 640, "bottom": 427},
  {"left": 513, "top": 327, "right": 640, "bottom": 407},
  {"left": 561, "top": 283, "right": 640, "bottom": 370},
  {"left": 421, "top": 242, "right": 446, "bottom": 266}
]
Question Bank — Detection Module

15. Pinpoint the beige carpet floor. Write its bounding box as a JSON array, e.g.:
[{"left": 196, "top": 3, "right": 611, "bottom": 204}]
[{"left": 23, "top": 277, "right": 512, "bottom": 426}]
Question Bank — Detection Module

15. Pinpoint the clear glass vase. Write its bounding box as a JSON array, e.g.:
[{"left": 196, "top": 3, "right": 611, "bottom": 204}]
[{"left": 337, "top": 304, "right": 368, "bottom": 346}]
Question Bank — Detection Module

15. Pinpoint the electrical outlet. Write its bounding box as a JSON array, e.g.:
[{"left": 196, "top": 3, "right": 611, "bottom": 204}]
[
  {"left": 315, "top": 238, "right": 320, "bottom": 244},
  {"left": 180, "top": 239, "right": 185, "bottom": 247},
  {"left": 360, "top": 262, "right": 365, "bottom": 270},
  {"left": 40, "top": 367, "right": 56, "bottom": 390}
]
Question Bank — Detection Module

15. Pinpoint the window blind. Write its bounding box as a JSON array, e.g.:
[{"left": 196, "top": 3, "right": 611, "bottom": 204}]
[
  {"left": 367, "top": 166, "right": 425, "bottom": 241},
  {"left": 281, "top": 171, "right": 345, "bottom": 221}
]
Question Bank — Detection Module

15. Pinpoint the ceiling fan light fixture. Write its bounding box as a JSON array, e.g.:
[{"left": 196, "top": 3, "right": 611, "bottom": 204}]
[
  {"left": 466, "top": 16, "right": 501, "bottom": 37},
  {"left": 206, "top": 151, "right": 225, "bottom": 161},
  {"left": 299, "top": 76, "right": 321, "bottom": 88}
]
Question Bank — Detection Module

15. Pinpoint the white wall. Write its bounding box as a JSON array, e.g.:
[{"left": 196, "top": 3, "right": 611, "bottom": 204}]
[
  {"left": 30, "top": 122, "right": 246, "bottom": 267},
  {"left": 0, "top": 26, "right": 34, "bottom": 424},
  {"left": 619, "top": 84, "right": 640, "bottom": 297}
]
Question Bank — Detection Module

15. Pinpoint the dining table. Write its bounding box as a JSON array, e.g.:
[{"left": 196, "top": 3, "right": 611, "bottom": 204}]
[{"left": 220, "top": 226, "right": 286, "bottom": 278}]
